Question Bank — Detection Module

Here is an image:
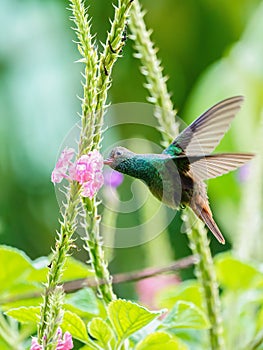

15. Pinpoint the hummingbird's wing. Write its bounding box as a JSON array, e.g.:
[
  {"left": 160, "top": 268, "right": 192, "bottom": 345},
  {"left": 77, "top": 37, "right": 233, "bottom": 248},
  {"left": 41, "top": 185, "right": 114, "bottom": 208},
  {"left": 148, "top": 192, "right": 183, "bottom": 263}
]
[
  {"left": 188, "top": 153, "right": 254, "bottom": 180},
  {"left": 163, "top": 96, "right": 244, "bottom": 156}
]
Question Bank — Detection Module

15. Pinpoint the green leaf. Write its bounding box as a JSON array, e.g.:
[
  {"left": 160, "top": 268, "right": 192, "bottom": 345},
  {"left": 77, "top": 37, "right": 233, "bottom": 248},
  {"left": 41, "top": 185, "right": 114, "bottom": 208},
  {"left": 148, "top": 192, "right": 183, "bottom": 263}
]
[
  {"left": 0, "top": 246, "right": 34, "bottom": 292},
  {"left": 162, "top": 301, "right": 210, "bottom": 330},
  {"left": 5, "top": 306, "right": 40, "bottom": 323},
  {"left": 61, "top": 310, "right": 89, "bottom": 343},
  {"left": 0, "top": 337, "right": 12, "bottom": 350},
  {"left": 62, "top": 257, "right": 95, "bottom": 281},
  {"left": 215, "top": 253, "right": 263, "bottom": 290},
  {"left": 28, "top": 256, "right": 94, "bottom": 283},
  {"left": 156, "top": 280, "right": 203, "bottom": 310},
  {"left": 65, "top": 288, "right": 99, "bottom": 315},
  {"left": 108, "top": 299, "right": 161, "bottom": 344},
  {"left": 135, "top": 331, "right": 188, "bottom": 350},
  {"left": 79, "top": 345, "right": 99, "bottom": 350},
  {"left": 88, "top": 317, "right": 114, "bottom": 349}
]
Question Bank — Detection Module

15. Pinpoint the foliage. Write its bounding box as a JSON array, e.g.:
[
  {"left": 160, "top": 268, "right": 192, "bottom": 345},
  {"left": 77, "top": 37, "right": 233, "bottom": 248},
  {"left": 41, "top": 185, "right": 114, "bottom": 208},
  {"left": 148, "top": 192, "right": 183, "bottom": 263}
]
[
  {"left": 1, "top": 246, "right": 263, "bottom": 348},
  {"left": 1, "top": 0, "right": 263, "bottom": 349}
]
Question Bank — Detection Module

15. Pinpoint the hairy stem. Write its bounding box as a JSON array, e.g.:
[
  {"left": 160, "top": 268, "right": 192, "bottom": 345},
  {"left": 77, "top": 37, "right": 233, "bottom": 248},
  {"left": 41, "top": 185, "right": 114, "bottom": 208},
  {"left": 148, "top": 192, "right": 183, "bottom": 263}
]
[
  {"left": 38, "top": 182, "right": 80, "bottom": 344},
  {"left": 93, "top": 0, "right": 134, "bottom": 148},
  {"left": 182, "top": 209, "right": 225, "bottom": 349},
  {"left": 79, "top": 0, "right": 134, "bottom": 305},
  {"left": 129, "top": 0, "right": 178, "bottom": 147},
  {"left": 129, "top": 2, "right": 225, "bottom": 349}
]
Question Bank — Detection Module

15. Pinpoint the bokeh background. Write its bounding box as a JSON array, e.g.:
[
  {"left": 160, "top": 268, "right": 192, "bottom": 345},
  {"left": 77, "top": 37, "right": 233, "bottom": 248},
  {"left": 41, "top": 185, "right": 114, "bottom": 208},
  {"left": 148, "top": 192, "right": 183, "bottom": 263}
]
[{"left": 1, "top": 0, "right": 263, "bottom": 299}]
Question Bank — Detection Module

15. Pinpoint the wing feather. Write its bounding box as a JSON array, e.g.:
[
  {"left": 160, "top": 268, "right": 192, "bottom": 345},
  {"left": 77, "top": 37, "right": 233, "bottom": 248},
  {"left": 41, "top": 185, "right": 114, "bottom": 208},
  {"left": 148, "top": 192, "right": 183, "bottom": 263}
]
[
  {"left": 189, "top": 153, "right": 254, "bottom": 180},
  {"left": 163, "top": 96, "right": 244, "bottom": 156}
]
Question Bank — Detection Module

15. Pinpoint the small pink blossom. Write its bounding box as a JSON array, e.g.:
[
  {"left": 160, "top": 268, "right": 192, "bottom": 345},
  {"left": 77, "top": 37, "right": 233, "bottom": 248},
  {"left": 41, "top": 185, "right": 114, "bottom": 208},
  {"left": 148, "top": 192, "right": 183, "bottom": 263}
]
[
  {"left": 136, "top": 275, "right": 179, "bottom": 309},
  {"left": 81, "top": 171, "right": 104, "bottom": 198},
  {"left": 51, "top": 147, "right": 75, "bottom": 183},
  {"left": 51, "top": 148, "right": 104, "bottom": 199},
  {"left": 30, "top": 338, "right": 42, "bottom": 350},
  {"left": 56, "top": 328, "right": 73, "bottom": 350},
  {"left": 74, "top": 155, "right": 95, "bottom": 184},
  {"left": 72, "top": 150, "right": 104, "bottom": 198},
  {"left": 30, "top": 328, "right": 73, "bottom": 350}
]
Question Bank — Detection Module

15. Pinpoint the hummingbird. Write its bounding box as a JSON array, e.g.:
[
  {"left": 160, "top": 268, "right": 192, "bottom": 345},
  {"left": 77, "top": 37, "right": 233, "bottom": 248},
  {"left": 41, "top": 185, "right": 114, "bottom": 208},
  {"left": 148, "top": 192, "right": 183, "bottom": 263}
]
[{"left": 104, "top": 96, "right": 254, "bottom": 244}]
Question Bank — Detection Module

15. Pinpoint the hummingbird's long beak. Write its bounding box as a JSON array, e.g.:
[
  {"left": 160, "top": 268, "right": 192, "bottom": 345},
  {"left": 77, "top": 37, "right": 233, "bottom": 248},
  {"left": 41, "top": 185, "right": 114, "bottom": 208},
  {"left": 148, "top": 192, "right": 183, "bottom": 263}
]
[{"left": 103, "top": 158, "right": 113, "bottom": 166}]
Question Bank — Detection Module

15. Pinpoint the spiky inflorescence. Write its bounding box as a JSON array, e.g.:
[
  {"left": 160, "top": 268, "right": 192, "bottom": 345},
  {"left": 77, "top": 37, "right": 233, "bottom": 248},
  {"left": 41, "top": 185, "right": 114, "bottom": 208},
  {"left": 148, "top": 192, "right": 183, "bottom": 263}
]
[
  {"left": 182, "top": 209, "right": 225, "bottom": 350},
  {"left": 38, "top": 181, "right": 80, "bottom": 344},
  {"left": 92, "top": 0, "right": 134, "bottom": 148},
  {"left": 129, "top": 0, "right": 178, "bottom": 147},
  {"left": 39, "top": 2, "right": 135, "bottom": 341},
  {"left": 80, "top": 0, "right": 134, "bottom": 305},
  {"left": 41, "top": 286, "right": 65, "bottom": 350},
  {"left": 129, "top": 2, "right": 225, "bottom": 349},
  {"left": 69, "top": 0, "right": 98, "bottom": 155}
]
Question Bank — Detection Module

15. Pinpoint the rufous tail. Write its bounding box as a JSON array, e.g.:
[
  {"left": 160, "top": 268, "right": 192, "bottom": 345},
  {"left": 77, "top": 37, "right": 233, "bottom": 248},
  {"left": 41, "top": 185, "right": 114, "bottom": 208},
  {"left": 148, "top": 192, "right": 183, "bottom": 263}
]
[{"left": 190, "top": 202, "right": 225, "bottom": 244}]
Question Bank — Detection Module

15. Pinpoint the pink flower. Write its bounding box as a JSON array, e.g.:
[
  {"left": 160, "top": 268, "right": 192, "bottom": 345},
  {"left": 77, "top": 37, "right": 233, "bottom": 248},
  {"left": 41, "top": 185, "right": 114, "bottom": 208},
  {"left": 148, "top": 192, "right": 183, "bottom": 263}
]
[
  {"left": 136, "top": 275, "right": 179, "bottom": 309},
  {"left": 73, "top": 155, "right": 93, "bottom": 184},
  {"left": 72, "top": 150, "right": 104, "bottom": 198},
  {"left": 81, "top": 171, "right": 104, "bottom": 198},
  {"left": 30, "top": 338, "right": 42, "bottom": 350},
  {"left": 30, "top": 329, "right": 73, "bottom": 350},
  {"left": 51, "top": 147, "right": 75, "bottom": 183},
  {"left": 56, "top": 328, "right": 73, "bottom": 350},
  {"left": 51, "top": 148, "right": 104, "bottom": 198}
]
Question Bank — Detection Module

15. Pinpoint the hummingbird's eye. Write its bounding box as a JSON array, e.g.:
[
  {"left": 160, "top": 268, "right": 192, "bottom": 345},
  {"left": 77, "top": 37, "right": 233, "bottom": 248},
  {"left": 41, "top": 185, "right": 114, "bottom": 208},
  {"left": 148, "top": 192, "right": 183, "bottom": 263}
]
[{"left": 115, "top": 150, "right": 123, "bottom": 156}]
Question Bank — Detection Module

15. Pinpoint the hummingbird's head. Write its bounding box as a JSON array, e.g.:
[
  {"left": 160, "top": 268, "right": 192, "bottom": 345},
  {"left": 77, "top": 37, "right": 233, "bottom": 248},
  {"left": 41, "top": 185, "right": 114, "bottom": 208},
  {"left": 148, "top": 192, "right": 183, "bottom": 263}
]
[{"left": 104, "top": 146, "right": 134, "bottom": 171}]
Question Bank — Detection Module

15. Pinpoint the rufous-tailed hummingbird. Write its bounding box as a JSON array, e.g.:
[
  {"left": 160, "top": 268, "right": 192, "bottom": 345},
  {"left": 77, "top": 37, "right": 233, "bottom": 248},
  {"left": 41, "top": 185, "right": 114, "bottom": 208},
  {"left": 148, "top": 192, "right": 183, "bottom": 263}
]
[{"left": 104, "top": 96, "right": 254, "bottom": 244}]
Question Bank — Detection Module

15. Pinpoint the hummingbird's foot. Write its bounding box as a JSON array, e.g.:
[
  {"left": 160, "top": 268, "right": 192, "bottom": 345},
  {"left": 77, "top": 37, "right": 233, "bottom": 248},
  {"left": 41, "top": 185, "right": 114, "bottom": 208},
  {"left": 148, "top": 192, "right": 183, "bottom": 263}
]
[{"left": 180, "top": 203, "right": 186, "bottom": 210}]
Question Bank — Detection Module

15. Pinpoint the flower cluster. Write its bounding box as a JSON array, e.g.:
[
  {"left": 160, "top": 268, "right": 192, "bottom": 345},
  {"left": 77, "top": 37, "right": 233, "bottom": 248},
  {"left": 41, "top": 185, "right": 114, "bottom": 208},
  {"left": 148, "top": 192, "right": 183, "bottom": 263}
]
[
  {"left": 31, "top": 328, "right": 73, "bottom": 350},
  {"left": 51, "top": 148, "right": 104, "bottom": 198}
]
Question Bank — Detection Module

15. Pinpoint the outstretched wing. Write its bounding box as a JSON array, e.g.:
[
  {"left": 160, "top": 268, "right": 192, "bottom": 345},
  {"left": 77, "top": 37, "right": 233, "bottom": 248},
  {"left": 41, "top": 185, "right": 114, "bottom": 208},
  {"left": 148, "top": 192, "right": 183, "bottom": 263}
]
[
  {"left": 189, "top": 153, "right": 254, "bottom": 180},
  {"left": 163, "top": 96, "right": 244, "bottom": 156}
]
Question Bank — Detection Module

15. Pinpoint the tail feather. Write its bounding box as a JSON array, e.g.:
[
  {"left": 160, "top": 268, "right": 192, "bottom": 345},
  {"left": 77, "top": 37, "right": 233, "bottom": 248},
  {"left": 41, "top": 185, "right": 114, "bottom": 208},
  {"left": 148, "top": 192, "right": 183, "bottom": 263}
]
[
  {"left": 199, "top": 208, "right": 225, "bottom": 244},
  {"left": 191, "top": 202, "right": 225, "bottom": 244}
]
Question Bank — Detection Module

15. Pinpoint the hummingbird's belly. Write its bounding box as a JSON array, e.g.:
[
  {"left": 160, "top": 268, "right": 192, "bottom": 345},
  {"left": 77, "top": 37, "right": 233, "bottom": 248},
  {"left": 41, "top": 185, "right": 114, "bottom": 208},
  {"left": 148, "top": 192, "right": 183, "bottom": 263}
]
[{"left": 148, "top": 170, "right": 183, "bottom": 209}]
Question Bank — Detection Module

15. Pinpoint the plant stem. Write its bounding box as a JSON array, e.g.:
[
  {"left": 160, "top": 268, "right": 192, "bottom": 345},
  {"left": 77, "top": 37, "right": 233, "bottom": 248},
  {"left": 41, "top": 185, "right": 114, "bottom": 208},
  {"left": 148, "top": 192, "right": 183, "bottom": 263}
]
[
  {"left": 81, "top": 0, "right": 134, "bottom": 304},
  {"left": 69, "top": 0, "right": 98, "bottom": 156},
  {"left": 129, "top": 0, "right": 178, "bottom": 147},
  {"left": 0, "top": 255, "right": 197, "bottom": 305},
  {"left": 182, "top": 208, "right": 225, "bottom": 349},
  {"left": 0, "top": 313, "right": 23, "bottom": 349},
  {"left": 93, "top": 0, "right": 134, "bottom": 148},
  {"left": 38, "top": 181, "right": 80, "bottom": 344},
  {"left": 129, "top": 2, "right": 225, "bottom": 349},
  {"left": 244, "top": 328, "right": 263, "bottom": 350},
  {"left": 83, "top": 198, "right": 116, "bottom": 304}
]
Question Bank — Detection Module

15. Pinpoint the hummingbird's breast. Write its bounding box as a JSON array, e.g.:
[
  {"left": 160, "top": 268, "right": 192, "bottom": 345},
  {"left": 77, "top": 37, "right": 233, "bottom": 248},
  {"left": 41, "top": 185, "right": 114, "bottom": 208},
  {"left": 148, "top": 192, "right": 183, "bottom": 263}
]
[
  {"left": 147, "top": 158, "right": 185, "bottom": 208},
  {"left": 116, "top": 154, "right": 196, "bottom": 209}
]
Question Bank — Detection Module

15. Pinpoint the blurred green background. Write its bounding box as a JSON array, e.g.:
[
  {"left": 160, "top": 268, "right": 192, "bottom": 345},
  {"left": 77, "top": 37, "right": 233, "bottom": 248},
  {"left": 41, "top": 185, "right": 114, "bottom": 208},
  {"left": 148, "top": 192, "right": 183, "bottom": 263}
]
[{"left": 1, "top": 0, "right": 263, "bottom": 298}]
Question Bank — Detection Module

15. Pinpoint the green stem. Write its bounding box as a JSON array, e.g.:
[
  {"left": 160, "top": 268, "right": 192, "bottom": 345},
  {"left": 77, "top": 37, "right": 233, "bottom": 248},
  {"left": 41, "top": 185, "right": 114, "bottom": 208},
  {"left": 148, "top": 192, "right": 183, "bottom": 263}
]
[
  {"left": 129, "top": 2, "right": 225, "bottom": 349},
  {"left": 244, "top": 328, "right": 263, "bottom": 350},
  {"left": 38, "top": 0, "right": 133, "bottom": 344},
  {"left": 83, "top": 198, "right": 116, "bottom": 304},
  {"left": 38, "top": 182, "right": 80, "bottom": 344},
  {"left": 69, "top": 0, "right": 98, "bottom": 155},
  {"left": 93, "top": 0, "right": 134, "bottom": 147},
  {"left": 80, "top": 0, "right": 134, "bottom": 305},
  {"left": 129, "top": 0, "right": 178, "bottom": 147},
  {"left": 182, "top": 208, "right": 225, "bottom": 349},
  {"left": 0, "top": 313, "right": 24, "bottom": 350}
]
